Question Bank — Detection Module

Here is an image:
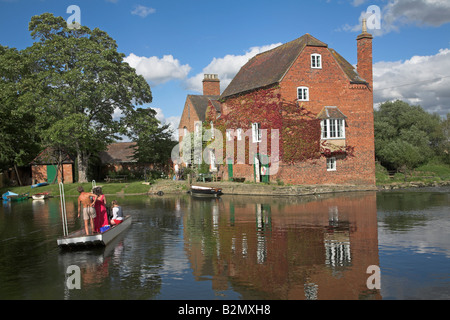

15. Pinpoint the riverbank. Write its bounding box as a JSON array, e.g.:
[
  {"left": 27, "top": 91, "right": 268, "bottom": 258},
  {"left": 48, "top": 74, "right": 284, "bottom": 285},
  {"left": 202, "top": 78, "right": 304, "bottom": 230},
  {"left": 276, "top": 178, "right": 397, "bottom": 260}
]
[
  {"left": 2, "top": 178, "right": 449, "bottom": 199},
  {"left": 148, "top": 179, "right": 450, "bottom": 196}
]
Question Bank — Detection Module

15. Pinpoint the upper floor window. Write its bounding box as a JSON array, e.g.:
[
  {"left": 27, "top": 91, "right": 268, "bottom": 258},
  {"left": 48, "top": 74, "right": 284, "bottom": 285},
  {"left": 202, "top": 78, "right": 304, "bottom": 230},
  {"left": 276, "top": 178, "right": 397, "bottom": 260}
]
[
  {"left": 297, "top": 86, "right": 309, "bottom": 101},
  {"left": 311, "top": 53, "right": 322, "bottom": 69},
  {"left": 321, "top": 119, "right": 345, "bottom": 139}
]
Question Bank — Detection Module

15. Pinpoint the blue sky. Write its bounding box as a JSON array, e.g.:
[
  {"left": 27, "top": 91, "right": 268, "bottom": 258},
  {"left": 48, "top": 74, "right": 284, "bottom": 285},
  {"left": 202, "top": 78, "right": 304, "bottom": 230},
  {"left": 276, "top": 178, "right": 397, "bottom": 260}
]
[{"left": 1, "top": 0, "right": 449, "bottom": 136}]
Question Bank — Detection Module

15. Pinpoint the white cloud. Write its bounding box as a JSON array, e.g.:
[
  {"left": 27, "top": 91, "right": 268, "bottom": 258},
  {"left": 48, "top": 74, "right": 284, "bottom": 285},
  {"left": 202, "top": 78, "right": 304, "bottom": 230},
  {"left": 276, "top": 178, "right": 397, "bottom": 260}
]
[
  {"left": 124, "top": 53, "right": 191, "bottom": 86},
  {"left": 185, "top": 43, "right": 282, "bottom": 93},
  {"left": 152, "top": 107, "right": 180, "bottom": 140},
  {"left": 131, "top": 5, "right": 156, "bottom": 18},
  {"left": 373, "top": 48, "right": 450, "bottom": 116}
]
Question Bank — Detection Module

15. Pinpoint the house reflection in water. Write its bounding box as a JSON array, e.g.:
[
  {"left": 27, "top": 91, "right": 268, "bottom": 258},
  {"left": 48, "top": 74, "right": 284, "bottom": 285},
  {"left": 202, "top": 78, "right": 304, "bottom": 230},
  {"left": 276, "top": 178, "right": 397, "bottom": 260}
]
[{"left": 183, "top": 192, "right": 381, "bottom": 300}]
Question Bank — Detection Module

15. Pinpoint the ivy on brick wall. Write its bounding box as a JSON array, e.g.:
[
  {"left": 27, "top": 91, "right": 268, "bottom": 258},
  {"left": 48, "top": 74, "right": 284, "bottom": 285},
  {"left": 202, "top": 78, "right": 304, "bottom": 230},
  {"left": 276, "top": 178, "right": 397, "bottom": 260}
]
[{"left": 206, "top": 87, "right": 354, "bottom": 164}]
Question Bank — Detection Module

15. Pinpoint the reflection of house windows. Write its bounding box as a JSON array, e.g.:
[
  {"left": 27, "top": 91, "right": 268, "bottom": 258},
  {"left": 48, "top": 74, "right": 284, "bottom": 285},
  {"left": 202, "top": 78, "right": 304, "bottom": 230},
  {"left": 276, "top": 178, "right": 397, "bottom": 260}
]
[
  {"left": 325, "top": 206, "right": 351, "bottom": 269},
  {"left": 304, "top": 282, "right": 319, "bottom": 300},
  {"left": 256, "top": 204, "right": 268, "bottom": 264}
]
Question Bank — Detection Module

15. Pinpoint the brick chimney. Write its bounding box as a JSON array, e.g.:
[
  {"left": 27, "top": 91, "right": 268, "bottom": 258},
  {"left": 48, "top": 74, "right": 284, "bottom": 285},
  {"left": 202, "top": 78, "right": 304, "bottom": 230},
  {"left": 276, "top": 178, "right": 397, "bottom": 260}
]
[
  {"left": 202, "top": 74, "right": 220, "bottom": 96},
  {"left": 357, "top": 19, "right": 373, "bottom": 88}
]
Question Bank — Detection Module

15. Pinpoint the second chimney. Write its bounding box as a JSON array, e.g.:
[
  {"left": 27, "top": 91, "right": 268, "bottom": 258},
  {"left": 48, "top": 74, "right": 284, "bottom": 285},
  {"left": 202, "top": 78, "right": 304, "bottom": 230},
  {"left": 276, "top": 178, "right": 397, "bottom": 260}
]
[
  {"left": 356, "top": 19, "right": 373, "bottom": 88},
  {"left": 202, "top": 74, "right": 221, "bottom": 96}
]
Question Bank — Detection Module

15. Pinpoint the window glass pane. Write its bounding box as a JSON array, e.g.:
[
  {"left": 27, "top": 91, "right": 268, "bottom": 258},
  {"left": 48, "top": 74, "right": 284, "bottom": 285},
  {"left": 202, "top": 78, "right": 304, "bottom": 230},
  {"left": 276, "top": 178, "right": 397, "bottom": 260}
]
[
  {"left": 330, "top": 119, "right": 336, "bottom": 138},
  {"left": 297, "top": 87, "right": 308, "bottom": 100}
]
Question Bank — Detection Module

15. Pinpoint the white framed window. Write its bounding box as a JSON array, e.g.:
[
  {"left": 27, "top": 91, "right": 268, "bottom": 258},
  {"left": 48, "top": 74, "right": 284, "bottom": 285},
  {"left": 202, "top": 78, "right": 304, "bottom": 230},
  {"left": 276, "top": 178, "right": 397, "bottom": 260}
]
[
  {"left": 210, "top": 121, "right": 214, "bottom": 139},
  {"left": 297, "top": 86, "right": 309, "bottom": 101},
  {"left": 195, "top": 122, "right": 201, "bottom": 134},
  {"left": 311, "top": 53, "right": 322, "bottom": 69},
  {"left": 236, "top": 128, "right": 242, "bottom": 141},
  {"left": 226, "top": 130, "right": 232, "bottom": 141},
  {"left": 321, "top": 119, "right": 345, "bottom": 139},
  {"left": 252, "top": 122, "right": 262, "bottom": 143},
  {"left": 327, "top": 157, "right": 336, "bottom": 171}
]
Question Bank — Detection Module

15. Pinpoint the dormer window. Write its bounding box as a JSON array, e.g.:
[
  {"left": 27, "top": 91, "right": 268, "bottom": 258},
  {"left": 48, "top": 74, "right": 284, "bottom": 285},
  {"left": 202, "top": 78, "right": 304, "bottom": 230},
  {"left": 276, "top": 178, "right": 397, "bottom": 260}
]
[
  {"left": 311, "top": 53, "right": 322, "bottom": 69},
  {"left": 297, "top": 86, "right": 309, "bottom": 101}
]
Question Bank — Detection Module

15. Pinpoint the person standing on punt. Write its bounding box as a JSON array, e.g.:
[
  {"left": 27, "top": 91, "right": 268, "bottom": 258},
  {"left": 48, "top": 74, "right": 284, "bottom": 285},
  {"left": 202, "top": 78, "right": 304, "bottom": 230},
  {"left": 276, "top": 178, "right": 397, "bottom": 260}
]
[
  {"left": 77, "top": 186, "right": 97, "bottom": 235},
  {"left": 93, "top": 186, "right": 108, "bottom": 233}
]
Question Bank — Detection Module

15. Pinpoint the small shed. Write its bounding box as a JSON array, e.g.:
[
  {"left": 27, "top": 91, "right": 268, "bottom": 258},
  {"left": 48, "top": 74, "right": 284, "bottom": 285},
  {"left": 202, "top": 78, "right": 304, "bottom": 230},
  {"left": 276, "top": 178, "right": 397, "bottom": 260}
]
[{"left": 30, "top": 147, "right": 74, "bottom": 184}]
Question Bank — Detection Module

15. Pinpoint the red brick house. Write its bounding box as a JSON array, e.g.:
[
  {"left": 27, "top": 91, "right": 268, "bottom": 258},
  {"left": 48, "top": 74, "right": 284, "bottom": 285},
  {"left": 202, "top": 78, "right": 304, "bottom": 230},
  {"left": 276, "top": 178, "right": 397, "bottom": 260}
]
[
  {"left": 178, "top": 74, "right": 221, "bottom": 143},
  {"left": 210, "top": 23, "right": 375, "bottom": 185}
]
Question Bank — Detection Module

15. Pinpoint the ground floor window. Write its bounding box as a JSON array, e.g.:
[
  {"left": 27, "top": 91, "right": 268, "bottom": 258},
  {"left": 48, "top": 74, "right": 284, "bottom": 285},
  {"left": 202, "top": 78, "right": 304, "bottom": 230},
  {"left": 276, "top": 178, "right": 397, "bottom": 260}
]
[{"left": 326, "top": 157, "right": 336, "bottom": 171}]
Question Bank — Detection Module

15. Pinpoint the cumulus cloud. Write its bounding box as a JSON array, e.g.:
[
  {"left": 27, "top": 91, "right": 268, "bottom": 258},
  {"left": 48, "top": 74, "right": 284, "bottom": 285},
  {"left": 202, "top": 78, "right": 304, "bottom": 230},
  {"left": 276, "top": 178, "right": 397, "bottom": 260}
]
[
  {"left": 185, "top": 43, "right": 282, "bottom": 93},
  {"left": 341, "top": 0, "right": 450, "bottom": 36},
  {"left": 124, "top": 53, "right": 191, "bottom": 86},
  {"left": 131, "top": 5, "right": 156, "bottom": 18},
  {"left": 373, "top": 48, "right": 450, "bottom": 116},
  {"left": 152, "top": 107, "right": 180, "bottom": 140}
]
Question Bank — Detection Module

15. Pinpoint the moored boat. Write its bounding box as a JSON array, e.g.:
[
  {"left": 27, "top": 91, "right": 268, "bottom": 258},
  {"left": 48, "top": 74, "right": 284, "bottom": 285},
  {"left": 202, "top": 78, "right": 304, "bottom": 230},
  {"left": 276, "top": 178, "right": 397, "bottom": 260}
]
[
  {"left": 32, "top": 192, "right": 50, "bottom": 200},
  {"left": 190, "top": 185, "right": 223, "bottom": 198},
  {"left": 2, "top": 191, "right": 18, "bottom": 201},
  {"left": 2, "top": 191, "right": 29, "bottom": 201},
  {"left": 57, "top": 215, "right": 132, "bottom": 248}
]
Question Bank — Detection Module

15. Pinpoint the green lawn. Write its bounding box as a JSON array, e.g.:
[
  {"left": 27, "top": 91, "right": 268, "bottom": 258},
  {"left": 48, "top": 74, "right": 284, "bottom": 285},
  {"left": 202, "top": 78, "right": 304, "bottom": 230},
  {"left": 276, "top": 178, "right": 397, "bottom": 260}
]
[{"left": 0, "top": 180, "right": 153, "bottom": 197}]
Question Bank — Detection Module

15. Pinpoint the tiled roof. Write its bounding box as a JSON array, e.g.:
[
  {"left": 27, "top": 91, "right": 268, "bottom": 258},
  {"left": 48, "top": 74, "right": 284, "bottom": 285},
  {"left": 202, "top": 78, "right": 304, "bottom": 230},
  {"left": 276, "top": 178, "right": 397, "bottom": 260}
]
[
  {"left": 221, "top": 33, "right": 367, "bottom": 99},
  {"left": 316, "top": 106, "right": 348, "bottom": 119},
  {"left": 188, "top": 95, "right": 220, "bottom": 122},
  {"left": 31, "top": 147, "right": 74, "bottom": 164},
  {"left": 99, "top": 142, "right": 137, "bottom": 164}
]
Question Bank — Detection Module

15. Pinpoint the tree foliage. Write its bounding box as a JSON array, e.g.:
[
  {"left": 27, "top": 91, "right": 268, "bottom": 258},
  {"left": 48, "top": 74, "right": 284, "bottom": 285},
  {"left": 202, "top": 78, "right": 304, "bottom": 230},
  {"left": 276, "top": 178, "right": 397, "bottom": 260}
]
[
  {"left": 0, "top": 45, "right": 40, "bottom": 170},
  {"left": 18, "top": 13, "right": 153, "bottom": 182},
  {"left": 122, "top": 107, "right": 177, "bottom": 169},
  {"left": 374, "top": 100, "right": 448, "bottom": 174}
]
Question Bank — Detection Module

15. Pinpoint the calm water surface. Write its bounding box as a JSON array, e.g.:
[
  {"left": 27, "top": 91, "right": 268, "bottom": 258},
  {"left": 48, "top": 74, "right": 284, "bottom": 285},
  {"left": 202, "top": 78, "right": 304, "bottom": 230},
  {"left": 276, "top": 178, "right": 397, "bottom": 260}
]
[{"left": 0, "top": 187, "right": 449, "bottom": 300}]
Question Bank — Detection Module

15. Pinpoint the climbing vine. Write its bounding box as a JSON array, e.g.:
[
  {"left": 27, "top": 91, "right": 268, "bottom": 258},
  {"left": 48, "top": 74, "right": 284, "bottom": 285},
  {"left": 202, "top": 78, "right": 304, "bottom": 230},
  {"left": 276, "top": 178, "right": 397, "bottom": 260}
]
[{"left": 206, "top": 86, "right": 354, "bottom": 165}]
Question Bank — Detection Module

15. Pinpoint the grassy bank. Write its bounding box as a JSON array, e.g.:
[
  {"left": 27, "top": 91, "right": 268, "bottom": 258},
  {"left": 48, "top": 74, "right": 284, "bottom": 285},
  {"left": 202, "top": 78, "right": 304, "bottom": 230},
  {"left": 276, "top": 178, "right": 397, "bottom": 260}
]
[
  {"left": 0, "top": 180, "right": 154, "bottom": 198},
  {"left": 375, "top": 162, "right": 450, "bottom": 185}
]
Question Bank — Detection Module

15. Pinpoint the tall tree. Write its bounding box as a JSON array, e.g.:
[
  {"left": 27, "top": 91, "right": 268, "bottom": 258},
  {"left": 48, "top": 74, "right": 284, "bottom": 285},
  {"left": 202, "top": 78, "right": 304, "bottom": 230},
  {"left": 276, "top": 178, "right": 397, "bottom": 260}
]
[
  {"left": 122, "top": 107, "right": 177, "bottom": 170},
  {"left": 21, "top": 13, "right": 152, "bottom": 182},
  {"left": 0, "top": 45, "right": 40, "bottom": 174}
]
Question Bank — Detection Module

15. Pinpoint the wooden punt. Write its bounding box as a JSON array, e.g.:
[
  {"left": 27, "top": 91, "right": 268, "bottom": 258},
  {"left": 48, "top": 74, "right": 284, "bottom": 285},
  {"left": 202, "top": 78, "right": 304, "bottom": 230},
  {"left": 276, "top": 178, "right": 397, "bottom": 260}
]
[{"left": 57, "top": 215, "right": 132, "bottom": 248}]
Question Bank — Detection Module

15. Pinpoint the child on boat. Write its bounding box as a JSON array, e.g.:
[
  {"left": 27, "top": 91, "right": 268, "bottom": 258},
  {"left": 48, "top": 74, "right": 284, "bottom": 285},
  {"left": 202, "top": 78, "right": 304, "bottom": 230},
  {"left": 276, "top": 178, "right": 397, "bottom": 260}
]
[{"left": 110, "top": 200, "right": 123, "bottom": 225}]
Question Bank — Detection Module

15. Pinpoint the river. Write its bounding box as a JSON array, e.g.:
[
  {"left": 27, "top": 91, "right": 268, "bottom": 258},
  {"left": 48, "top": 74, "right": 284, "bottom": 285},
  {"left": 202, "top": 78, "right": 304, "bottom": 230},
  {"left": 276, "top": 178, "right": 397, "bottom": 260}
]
[{"left": 0, "top": 187, "right": 449, "bottom": 300}]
